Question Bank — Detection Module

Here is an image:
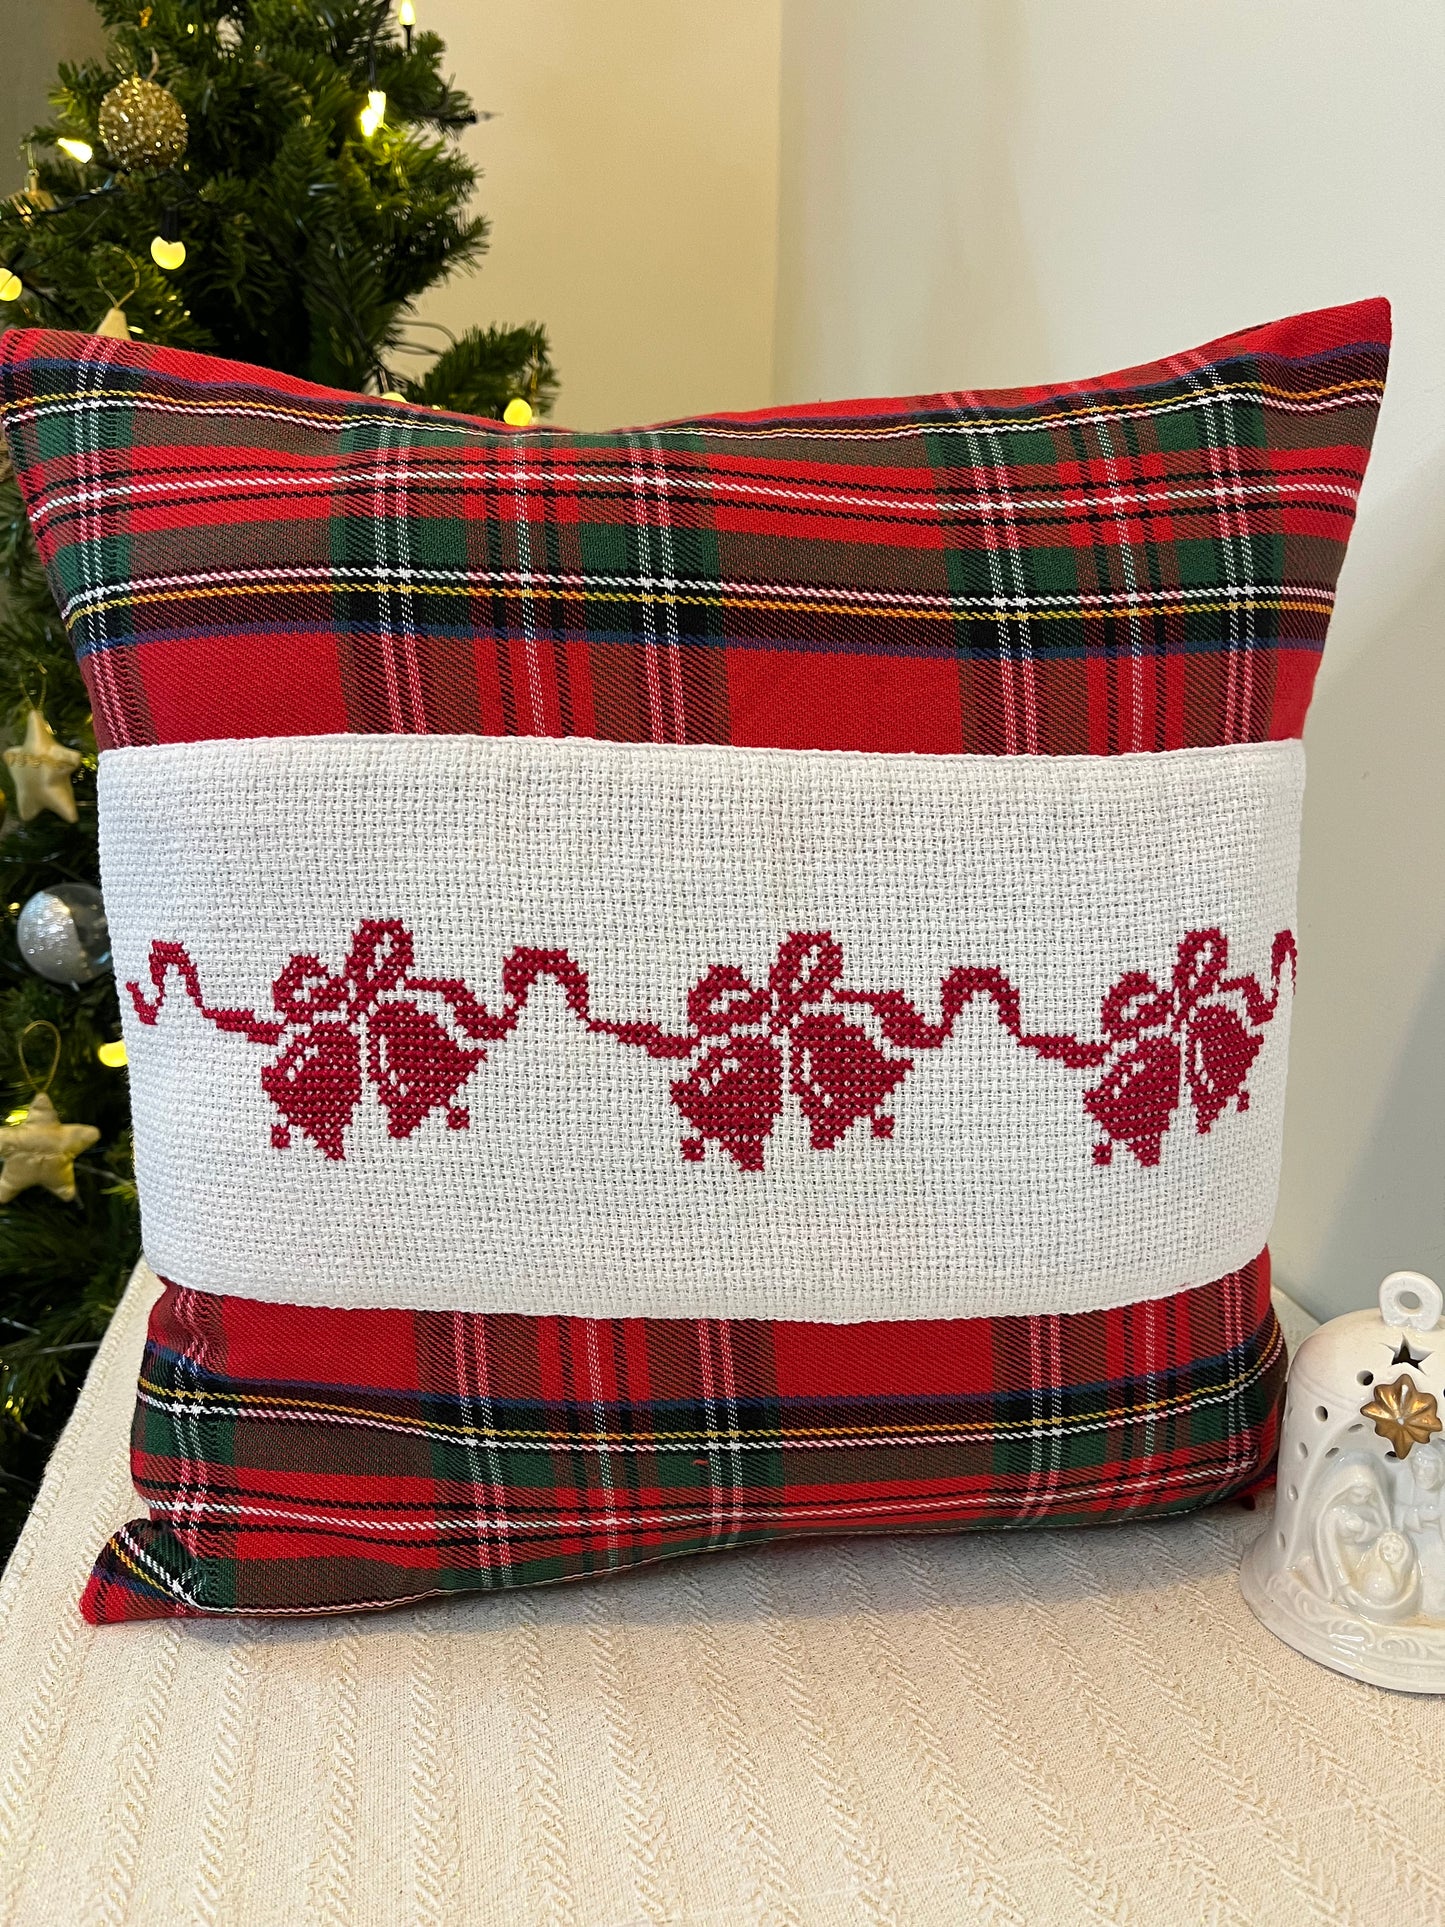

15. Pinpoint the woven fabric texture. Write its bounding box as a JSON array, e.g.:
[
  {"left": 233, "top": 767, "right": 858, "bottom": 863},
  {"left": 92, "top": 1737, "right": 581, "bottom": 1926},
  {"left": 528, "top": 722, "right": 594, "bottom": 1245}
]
[
  {"left": 11, "top": 1266, "right": 1445, "bottom": 1927},
  {"left": 0, "top": 300, "right": 1387, "bottom": 758},
  {"left": 84, "top": 1259, "right": 1282, "bottom": 1621},
  {"left": 0, "top": 303, "right": 1389, "bottom": 1620},
  {"left": 103, "top": 734, "right": 1302, "bottom": 1320}
]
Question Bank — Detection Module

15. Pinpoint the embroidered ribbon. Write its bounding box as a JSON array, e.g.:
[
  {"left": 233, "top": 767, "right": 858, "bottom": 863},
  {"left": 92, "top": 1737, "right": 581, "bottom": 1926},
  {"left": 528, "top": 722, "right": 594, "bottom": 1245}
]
[{"left": 128, "top": 923, "right": 1296, "bottom": 1171}]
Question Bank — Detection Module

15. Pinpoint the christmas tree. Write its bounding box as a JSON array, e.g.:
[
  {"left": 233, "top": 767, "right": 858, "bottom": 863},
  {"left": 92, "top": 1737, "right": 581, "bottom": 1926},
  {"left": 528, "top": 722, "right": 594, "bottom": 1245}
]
[{"left": 0, "top": 0, "right": 556, "bottom": 1554}]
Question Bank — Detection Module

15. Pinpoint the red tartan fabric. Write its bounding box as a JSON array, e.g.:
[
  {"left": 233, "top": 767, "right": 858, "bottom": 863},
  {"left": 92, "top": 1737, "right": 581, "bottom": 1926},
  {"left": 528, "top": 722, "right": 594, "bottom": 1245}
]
[
  {"left": 0, "top": 301, "right": 1388, "bottom": 1620},
  {"left": 82, "top": 1257, "right": 1282, "bottom": 1621},
  {"left": 0, "top": 298, "right": 1388, "bottom": 757}
]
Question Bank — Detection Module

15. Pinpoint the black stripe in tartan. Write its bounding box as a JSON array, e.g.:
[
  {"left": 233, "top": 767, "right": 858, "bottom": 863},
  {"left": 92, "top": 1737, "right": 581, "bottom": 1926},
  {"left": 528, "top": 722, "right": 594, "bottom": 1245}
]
[
  {"left": 2, "top": 326, "right": 1386, "bottom": 675},
  {"left": 128, "top": 1319, "right": 1283, "bottom": 1473}
]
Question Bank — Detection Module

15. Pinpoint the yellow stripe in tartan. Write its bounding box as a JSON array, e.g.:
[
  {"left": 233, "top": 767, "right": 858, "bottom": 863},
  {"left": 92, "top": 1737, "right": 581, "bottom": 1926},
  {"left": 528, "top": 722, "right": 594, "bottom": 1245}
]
[
  {"left": 685, "top": 377, "right": 1387, "bottom": 437},
  {"left": 6, "top": 374, "right": 1386, "bottom": 440},
  {"left": 135, "top": 1327, "right": 1279, "bottom": 1447},
  {"left": 67, "top": 579, "right": 1337, "bottom": 629},
  {"left": 108, "top": 1533, "right": 174, "bottom": 1596}
]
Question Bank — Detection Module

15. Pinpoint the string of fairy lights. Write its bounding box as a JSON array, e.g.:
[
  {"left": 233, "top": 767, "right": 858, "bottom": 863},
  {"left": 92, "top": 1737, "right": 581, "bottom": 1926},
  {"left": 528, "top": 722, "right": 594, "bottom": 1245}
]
[
  {"left": 5, "top": 2, "right": 424, "bottom": 284},
  {"left": 0, "top": 3, "right": 523, "bottom": 1129},
  {"left": 0, "top": 1, "right": 537, "bottom": 412}
]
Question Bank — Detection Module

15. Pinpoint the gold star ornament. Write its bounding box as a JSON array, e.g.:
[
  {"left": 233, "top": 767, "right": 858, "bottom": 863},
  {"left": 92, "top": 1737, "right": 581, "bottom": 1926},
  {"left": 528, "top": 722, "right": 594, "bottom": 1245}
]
[
  {"left": 1361, "top": 1373, "right": 1443, "bottom": 1459},
  {"left": 4, "top": 710, "right": 83, "bottom": 823},
  {"left": 0, "top": 1090, "right": 99, "bottom": 1202}
]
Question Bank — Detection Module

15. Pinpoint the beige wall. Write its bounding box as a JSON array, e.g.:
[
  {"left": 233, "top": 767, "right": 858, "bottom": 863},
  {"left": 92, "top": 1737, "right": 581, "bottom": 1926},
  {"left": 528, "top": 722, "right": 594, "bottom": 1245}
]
[
  {"left": 0, "top": 0, "right": 104, "bottom": 196},
  {"left": 776, "top": 0, "right": 1445, "bottom": 1321},
  {"left": 0, "top": 0, "right": 783, "bottom": 429},
  {"left": 8, "top": 1, "right": 1437, "bottom": 1321},
  {"left": 415, "top": 0, "right": 782, "bottom": 428}
]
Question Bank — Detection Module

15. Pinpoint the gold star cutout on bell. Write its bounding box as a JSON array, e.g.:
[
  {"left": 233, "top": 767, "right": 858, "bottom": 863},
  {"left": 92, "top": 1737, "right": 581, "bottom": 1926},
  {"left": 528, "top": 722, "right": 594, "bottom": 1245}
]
[
  {"left": 1361, "top": 1373, "right": 1443, "bottom": 1459},
  {"left": 3, "top": 709, "right": 83, "bottom": 823},
  {"left": 0, "top": 1091, "right": 99, "bottom": 1203}
]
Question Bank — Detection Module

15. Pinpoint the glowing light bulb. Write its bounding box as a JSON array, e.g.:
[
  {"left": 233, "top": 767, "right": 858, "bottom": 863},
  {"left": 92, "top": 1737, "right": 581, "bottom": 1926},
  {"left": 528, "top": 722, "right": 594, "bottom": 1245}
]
[
  {"left": 97, "top": 1040, "right": 128, "bottom": 1069},
  {"left": 150, "top": 235, "right": 186, "bottom": 271},
  {"left": 360, "top": 90, "right": 386, "bottom": 138},
  {"left": 0, "top": 272, "right": 22, "bottom": 303},
  {"left": 399, "top": 1, "right": 416, "bottom": 23},
  {"left": 3, "top": 1107, "right": 28, "bottom": 1127},
  {"left": 503, "top": 397, "right": 534, "bottom": 428},
  {"left": 57, "top": 138, "right": 93, "bottom": 164}
]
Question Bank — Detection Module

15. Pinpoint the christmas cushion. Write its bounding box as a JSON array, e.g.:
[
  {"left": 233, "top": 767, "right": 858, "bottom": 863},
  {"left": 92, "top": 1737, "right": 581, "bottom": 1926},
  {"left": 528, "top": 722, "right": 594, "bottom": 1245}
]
[{"left": 0, "top": 298, "right": 1388, "bottom": 1621}]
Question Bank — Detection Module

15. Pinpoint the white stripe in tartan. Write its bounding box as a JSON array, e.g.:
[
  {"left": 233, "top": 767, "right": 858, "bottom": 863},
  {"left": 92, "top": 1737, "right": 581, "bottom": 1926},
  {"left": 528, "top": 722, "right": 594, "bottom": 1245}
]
[
  {"left": 627, "top": 430, "right": 670, "bottom": 745},
  {"left": 952, "top": 392, "right": 1039, "bottom": 754},
  {"left": 22, "top": 472, "right": 1370, "bottom": 526},
  {"left": 451, "top": 1312, "right": 509, "bottom": 1587},
  {"left": 132, "top": 1337, "right": 1280, "bottom": 1448},
  {"left": 507, "top": 435, "right": 549, "bottom": 737},
  {"left": 1173, "top": 349, "right": 1254, "bottom": 745},
  {"left": 52, "top": 566, "right": 1345, "bottom": 634},
  {"left": 143, "top": 1461, "right": 1264, "bottom": 1538},
  {"left": 2, "top": 378, "right": 1386, "bottom": 443}
]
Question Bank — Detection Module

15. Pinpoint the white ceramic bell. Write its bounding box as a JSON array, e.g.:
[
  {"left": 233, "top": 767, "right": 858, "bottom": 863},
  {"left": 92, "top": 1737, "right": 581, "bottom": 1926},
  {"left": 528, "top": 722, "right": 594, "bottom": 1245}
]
[{"left": 1241, "top": 1270, "right": 1445, "bottom": 1691}]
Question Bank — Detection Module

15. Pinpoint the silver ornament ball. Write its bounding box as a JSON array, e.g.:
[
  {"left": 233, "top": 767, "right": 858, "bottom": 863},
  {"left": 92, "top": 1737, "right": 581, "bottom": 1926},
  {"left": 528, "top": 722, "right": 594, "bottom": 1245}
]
[{"left": 16, "top": 885, "right": 112, "bottom": 986}]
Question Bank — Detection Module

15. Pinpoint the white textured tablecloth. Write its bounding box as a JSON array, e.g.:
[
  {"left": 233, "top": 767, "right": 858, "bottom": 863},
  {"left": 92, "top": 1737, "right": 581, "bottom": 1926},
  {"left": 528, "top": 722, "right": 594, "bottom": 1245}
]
[{"left": 1, "top": 1266, "right": 1438, "bottom": 1926}]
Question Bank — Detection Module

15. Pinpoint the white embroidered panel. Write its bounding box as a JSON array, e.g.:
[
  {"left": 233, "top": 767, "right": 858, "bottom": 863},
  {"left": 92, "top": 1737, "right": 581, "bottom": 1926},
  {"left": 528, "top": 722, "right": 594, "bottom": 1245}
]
[{"left": 98, "top": 734, "right": 1303, "bottom": 1322}]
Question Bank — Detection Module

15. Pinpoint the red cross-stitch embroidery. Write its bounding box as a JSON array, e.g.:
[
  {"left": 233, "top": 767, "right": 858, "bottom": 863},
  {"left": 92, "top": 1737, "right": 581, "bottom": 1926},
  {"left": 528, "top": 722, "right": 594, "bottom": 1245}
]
[
  {"left": 126, "top": 925, "right": 1296, "bottom": 1170},
  {"left": 1081, "top": 928, "right": 1296, "bottom": 1167}
]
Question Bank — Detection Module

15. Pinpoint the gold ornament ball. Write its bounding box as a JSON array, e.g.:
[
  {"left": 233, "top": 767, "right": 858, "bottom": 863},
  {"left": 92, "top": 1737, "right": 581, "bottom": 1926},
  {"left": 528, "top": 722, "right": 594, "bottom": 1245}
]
[
  {"left": 503, "top": 397, "right": 534, "bottom": 428},
  {"left": 98, "top": 75, "right": 189, "bottom": 173}
]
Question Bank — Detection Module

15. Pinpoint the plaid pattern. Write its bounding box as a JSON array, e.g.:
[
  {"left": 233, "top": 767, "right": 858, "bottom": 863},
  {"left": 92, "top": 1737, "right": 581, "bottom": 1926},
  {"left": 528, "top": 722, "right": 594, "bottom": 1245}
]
[
  {"left": 83, "top": 1256, "right": 1283, "bottom": 1621},
  {"left": 0, "top": 306, "right": 1384, "bottom": 1619},
  {"left": 0, "top": 300, "right": 1387, "bottom": 758}
]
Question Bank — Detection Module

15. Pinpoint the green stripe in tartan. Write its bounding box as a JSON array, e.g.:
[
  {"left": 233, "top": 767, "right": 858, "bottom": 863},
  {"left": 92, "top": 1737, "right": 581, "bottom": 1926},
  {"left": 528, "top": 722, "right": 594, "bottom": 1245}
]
[
  {"left": 83, "top": 1281, "right": 1285, "bottom": 1620},
  {"left": 0, "top": 311, "right": 1387, "bottom": 750}
]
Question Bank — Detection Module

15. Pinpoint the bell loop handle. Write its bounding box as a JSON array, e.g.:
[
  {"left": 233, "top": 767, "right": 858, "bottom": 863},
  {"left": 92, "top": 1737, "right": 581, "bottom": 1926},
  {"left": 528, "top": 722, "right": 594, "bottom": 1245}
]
[{"left": 1379, "top": 1270, "right": 1443, "bottom": 1334}]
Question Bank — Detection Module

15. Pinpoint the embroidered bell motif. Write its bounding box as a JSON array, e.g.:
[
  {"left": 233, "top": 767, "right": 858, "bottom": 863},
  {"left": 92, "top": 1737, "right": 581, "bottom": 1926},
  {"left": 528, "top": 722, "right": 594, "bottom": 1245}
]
[{"left": 126, "top": 922, "right": 1294, "bottom": 1169}]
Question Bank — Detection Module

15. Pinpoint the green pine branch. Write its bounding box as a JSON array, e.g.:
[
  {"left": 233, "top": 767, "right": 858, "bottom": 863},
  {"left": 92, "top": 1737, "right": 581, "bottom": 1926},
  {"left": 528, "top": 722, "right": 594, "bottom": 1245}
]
[
  {"left": 0, "top": 0, "right": 558, "bottom": 1557},
  {"left": 399, "top": 323, "right": 559, "bottom": 418}
]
